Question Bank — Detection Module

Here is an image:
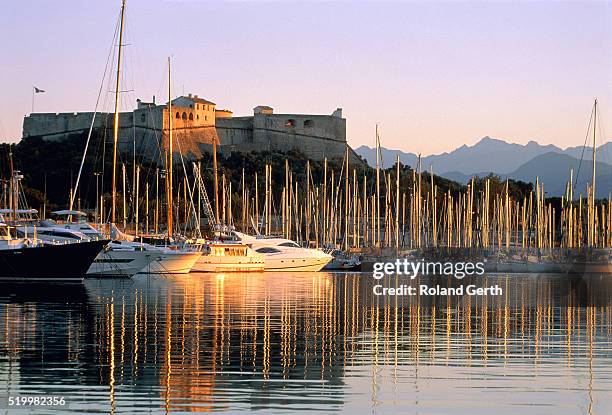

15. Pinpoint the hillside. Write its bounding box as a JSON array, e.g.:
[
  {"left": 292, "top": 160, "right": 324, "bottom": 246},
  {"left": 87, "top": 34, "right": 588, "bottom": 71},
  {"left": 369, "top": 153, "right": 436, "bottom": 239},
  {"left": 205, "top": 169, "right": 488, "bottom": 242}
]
[
  {"left": 504, "top": 152, "right": 612, "bottom": 198},
  {"left": 440, "top": 152, "right": 612, "bottom": 198},
  {"left": 356, "top": 136, "right": 612, "bottom": 175}
]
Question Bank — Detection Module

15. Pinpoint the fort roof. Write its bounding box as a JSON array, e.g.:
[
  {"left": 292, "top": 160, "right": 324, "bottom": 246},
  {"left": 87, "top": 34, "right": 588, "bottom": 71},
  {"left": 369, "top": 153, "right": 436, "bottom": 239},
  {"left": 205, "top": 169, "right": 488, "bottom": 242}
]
[{"left": 174, "top": 94, "right": 215, "bottom": 106}]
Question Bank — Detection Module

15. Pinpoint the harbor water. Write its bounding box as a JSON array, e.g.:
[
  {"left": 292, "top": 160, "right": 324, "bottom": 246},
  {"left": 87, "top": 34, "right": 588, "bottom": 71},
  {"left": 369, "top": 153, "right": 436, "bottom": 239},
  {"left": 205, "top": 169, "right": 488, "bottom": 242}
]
[{"left": 0, "top": 272, "right": 611, "bottom": 414}]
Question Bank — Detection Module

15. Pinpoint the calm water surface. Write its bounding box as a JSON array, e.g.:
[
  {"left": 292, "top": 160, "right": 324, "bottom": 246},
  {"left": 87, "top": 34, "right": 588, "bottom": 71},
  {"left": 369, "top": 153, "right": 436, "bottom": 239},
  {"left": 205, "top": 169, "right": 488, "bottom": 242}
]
[{"left": 0, "top": 273, "right": 611, "bottom": 414}]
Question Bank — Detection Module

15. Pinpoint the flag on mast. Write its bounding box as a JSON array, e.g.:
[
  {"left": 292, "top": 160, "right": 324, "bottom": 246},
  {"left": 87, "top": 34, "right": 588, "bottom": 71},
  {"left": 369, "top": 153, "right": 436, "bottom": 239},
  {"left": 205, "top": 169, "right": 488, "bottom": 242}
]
[{"left": 34, "top": 87, "right": 45, "bottom": 93}]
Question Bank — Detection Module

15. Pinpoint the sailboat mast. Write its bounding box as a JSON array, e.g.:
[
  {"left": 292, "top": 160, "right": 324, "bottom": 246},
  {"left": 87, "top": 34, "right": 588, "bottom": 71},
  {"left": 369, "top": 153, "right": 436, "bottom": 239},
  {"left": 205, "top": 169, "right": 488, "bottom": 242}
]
[
  {"left": 9, "top": 149, "right": 16, "bottom": 221},
  {"left": 213, "top": 133, "right": 220, "bottom": 226},
  {"left": 375, "top": 124, "right": 381, "bottom": 247},
  {"left": 166, "top": 57, "right": 173, "bottom": 238},
  {"left": 111, "top": 0, "right": 126, "bottom": 225},
  {"left": 591, "top": 98, "right": 597, "bottom": 245}
]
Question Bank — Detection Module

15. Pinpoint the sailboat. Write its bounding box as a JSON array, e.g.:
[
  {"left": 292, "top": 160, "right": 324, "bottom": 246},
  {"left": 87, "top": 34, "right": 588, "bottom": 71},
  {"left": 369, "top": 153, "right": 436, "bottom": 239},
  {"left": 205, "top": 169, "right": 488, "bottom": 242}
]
[
  {"left": 1, "top": 166, "right": 156, "bottom": 278},
  {"left": 0, "top": 215, "right": 109, "bottom": 281},
  {"left": 567, "top": 99, "right": 612, "bottom": 274},
  {"left": 64, "top": 1, "right": 201, "bottom": 275}
]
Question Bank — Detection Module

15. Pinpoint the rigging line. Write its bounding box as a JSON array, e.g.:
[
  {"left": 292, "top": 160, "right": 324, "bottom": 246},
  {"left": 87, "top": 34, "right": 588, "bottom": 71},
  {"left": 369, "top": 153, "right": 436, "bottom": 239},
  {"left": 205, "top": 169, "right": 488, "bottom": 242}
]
[
  {"left": 575, "top": 102, "right": 596, "bottom": 190},
  {"left": 69, "top": 10, "right": 121, "bottom": 211},
  {"left": 77, "top": 12, "right": 118, "bottom": 207},
  {"left": 174, "top": 134, "right": 201, "bottom": 237},
  {"left": 134, "top": 63, "right": 169, "bottom": 186}
]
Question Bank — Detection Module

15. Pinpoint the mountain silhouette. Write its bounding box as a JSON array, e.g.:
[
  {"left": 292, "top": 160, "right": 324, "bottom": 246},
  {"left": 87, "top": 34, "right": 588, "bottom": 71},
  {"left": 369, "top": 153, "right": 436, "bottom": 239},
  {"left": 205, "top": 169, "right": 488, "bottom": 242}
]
[{"left": 355, "top": 137, "right": 612, "bottom": 197}]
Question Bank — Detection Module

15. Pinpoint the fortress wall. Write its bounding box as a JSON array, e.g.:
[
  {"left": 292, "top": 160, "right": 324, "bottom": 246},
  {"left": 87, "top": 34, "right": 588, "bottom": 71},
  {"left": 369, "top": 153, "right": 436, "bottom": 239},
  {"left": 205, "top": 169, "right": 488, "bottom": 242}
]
[
  {"left": 169, "top": 126, "right": 218, "bottom": 160},
  {"left": 23, "top": 112, "right": 108, "bottom": 140},
  {"left": 253, "top": 129, "right": 347, "bottom": 160},
  {"left": 216, "top": 117, "right": 256, "bottom": 149},
  {"left": 22, "top": 107, "right": 358, "bottom": 164},
  {"left": 215, "top": 113, "right": 353, "bottom": 161},
  {"left": 253, "top": 113, "right": 346, "bottom": 143}
]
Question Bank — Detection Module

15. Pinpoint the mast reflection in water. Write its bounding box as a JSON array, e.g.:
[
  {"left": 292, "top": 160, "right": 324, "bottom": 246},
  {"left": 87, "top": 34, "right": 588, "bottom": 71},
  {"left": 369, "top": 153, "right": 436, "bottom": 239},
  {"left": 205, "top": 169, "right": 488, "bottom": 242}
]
[{"left": 0, "top": 273, "right": 611, "bottom": 414}]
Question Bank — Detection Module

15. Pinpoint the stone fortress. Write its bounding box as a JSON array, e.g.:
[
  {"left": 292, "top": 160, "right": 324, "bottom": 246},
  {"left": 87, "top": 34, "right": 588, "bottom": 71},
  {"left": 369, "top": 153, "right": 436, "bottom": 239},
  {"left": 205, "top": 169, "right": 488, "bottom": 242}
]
[{"left": 22, "top": 94, "right": 362, "bottom": 163}]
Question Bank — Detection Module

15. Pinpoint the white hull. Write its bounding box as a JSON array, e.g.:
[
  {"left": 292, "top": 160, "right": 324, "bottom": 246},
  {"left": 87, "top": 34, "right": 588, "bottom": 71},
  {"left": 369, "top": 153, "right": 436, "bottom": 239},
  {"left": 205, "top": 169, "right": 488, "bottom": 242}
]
[
  {"left": 87, "top": 250, "right": 161, "bottom": 277},
  {"left": 192, "top": 256, "right": 265, "bottom": 273},
  {"left": 230, "top": 232, "right": 333, "bottom": 272},
  {"left": 263, "top": 256, "right": 331, "bottom": 272},
  {"left": 142, "top": 251, "right": 202, "bottom": 274}
]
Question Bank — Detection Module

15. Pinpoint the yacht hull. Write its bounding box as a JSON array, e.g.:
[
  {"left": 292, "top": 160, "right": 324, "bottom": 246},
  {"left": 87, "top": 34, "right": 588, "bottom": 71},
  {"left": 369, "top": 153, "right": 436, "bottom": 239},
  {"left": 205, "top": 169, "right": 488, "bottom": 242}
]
[
  {"left": 263, "top": 256, "right": 332, "bottom": 272},
  {"left": 141, "top": 251, "right": 202, "bottom": 274},
  {"left": 87, "top": 250, "right": 162, "bottom": 278},
  {"left": 0, "top": 240, "right": 109, "bottom": 281},
  {"left": 192, "top": 256, "right": 265, "bottom": 273}
]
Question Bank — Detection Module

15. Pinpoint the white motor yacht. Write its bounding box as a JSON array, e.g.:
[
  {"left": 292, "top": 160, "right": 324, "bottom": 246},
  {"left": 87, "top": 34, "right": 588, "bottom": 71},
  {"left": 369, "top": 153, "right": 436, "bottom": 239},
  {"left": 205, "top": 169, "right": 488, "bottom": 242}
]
[
  {"left": 192, "top": 241, "right": 265, "bottom": 273},
  {"left": 49, "top": 211, "right": 201, "bottom": 274},
  {"left": 233, "top": 232, "right": 332, "bottom": 272},
  {"left": 15, "top": 220, "right": 161, "bottom": 277},
  {"left": 0, "top": 220, "right": 109, "bottom": 281}
]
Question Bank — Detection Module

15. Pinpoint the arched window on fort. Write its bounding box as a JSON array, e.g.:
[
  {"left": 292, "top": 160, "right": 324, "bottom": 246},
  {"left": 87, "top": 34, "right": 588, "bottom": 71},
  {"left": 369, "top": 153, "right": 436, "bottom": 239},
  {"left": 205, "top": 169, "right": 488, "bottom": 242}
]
[
  {"left": 141, "top": 113, "right": 146, "bottom": 123},
  {"left": 205, "top": 115, "right": 208, "bottom": 121},
  {"left": 286, "top": 119, "right": 295, "bottom": 127},
  {"left": 176, "top": 112, "right": 180, "bottom": 119},
  {"left": 189, "top": 113, "right": 194, "bottom": 120},
  {"left": 197, "top": 115, "right": 199, "bottom": 120},
  {"left": 182, "top": 112, "right": 187, "bottom": 120},
  {"left": 304, "top": 119, "right": 313, "bottom": 128}
]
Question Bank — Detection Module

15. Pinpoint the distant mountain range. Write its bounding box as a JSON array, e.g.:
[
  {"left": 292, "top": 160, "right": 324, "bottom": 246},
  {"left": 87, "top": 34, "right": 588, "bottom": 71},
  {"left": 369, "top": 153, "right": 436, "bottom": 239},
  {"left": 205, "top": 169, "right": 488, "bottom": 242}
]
[{"left": 355, "top": 136, "right": 612, "bottom": 197}]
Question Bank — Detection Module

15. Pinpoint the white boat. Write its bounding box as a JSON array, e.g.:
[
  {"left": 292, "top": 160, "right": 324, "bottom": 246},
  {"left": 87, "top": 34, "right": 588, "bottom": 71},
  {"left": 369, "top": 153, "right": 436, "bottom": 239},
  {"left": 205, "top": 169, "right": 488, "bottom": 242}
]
[
  {"left": 88, "top": 239, "right": 202, "bottom": 275},
  {"left": 233, "top": 232, "right": 332, "bottom": 272},
  {"left": 143, "top": 248, "right": 202, "bottom": 274},
  {"left": 47, "top": 213, "right": 201, "bottom": 274},
  {"left": 87, "top": 242, "right": 163, "bottom": 277},
  {"left": 192, "top": 241, "right": 265, "bottom": 273},
  {"left": 15, "top": 220, "right": 161, "bottom": 277}
]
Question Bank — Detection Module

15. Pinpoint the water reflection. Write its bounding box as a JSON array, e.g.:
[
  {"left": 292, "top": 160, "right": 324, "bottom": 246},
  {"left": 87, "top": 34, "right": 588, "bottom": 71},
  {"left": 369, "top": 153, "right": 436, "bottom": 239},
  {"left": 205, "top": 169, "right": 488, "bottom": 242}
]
[{"left": 0, "top": 273, "right": 611, "bottom": 414}]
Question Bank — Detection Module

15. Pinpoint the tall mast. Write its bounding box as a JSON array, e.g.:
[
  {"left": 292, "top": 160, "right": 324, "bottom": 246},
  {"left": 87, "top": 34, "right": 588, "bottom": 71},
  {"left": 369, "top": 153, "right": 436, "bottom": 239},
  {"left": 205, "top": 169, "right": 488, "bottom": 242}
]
[
  {"left": 166, "top": 57, "right": 173, "bottom": 238},
  {"left": 111, "top": 0, "right": 126, "bottom": 224},
  {"left": 591, "top": 98, "right": 597, "bottom": 245},
  {"left": 344, "top": 144, "right": 349, "bottom": 250},
  {"left": 375, "top": 123, "right": 381, "bottom": 247},
  {"left": 213, "top": 129, "right": 220, "bottom": 226},
  {"left": 9, "top": 149, "right": 15, "bottom": 221}
]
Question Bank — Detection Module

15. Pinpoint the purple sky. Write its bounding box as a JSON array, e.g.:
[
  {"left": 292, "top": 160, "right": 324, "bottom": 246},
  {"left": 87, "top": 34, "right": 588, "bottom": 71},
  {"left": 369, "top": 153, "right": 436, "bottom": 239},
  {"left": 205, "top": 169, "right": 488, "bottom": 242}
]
[{"left": 1, "top": 0, "right": 610, "bottom": 155}]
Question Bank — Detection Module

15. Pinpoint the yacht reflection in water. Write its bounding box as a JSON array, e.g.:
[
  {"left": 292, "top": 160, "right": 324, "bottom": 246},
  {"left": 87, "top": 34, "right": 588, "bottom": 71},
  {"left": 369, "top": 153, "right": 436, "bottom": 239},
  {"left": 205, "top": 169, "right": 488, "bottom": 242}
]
[{"left": 0, "top": 273, "right": 610, "bottom": 414}]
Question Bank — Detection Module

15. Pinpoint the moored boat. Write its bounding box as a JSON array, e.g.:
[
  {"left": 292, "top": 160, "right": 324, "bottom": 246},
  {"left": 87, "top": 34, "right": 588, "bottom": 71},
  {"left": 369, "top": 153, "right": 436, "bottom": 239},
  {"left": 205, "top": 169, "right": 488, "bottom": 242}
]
[
  {"left": 0, "top": 223, "right": 109, "bottom": 281},
  {"left": 192, "top": 242, "right": 265, "bottom": 273},
  {"left": 87, "top": 242, "right": 163, "bottom": 277},
  {"left": 14, "top": 218, "right": 161, "bottom": 278},
  {"left": 233, "top": 231, "right": 332, "bottom": 272},
  {"left": 144, "top": 248, "right": 202, "bottom": 274}
]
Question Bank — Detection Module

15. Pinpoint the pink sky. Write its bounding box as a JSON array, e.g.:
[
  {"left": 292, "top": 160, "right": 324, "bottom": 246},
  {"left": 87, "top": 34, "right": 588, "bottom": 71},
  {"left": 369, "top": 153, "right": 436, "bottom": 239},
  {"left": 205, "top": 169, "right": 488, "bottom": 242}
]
[{"left": 0, "top": 0, "right": 610, "bottom": 155}]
